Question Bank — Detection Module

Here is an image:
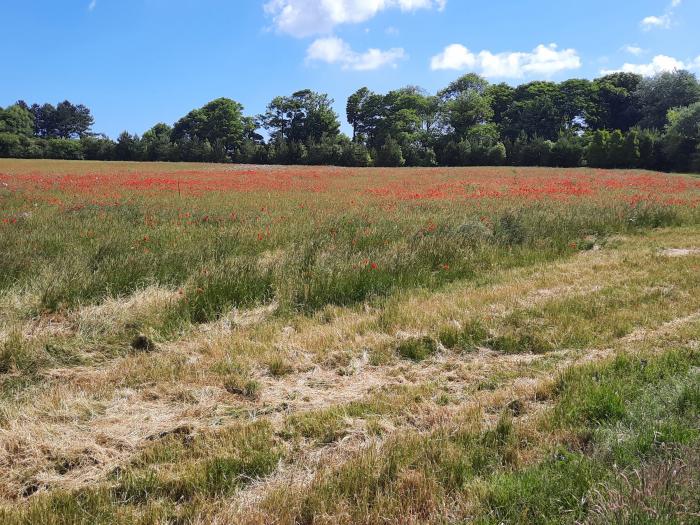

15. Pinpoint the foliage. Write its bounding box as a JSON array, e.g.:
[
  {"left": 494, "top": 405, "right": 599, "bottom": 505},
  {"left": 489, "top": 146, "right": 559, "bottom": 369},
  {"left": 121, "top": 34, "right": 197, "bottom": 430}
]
[{"left": 2, "top": 70, "right": 700, "bottom": 171}]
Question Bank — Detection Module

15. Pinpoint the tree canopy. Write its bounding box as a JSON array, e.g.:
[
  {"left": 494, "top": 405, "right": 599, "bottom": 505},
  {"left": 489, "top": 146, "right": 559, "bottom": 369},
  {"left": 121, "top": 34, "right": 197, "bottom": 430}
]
[{"left": 2, "top": 70, "right": 700, "bottom": 173}]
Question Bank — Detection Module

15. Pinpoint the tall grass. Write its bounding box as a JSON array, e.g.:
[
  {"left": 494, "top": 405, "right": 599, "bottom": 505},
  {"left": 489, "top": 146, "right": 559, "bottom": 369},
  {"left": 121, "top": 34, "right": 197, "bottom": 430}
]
[{"left": 2, "top": 186, "right": 695, "bottom": 325}]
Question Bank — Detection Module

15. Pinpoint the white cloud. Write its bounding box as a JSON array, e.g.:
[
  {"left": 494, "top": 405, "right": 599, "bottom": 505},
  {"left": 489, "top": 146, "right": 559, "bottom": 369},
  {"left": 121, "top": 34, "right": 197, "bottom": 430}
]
[
  {"left": 430, "top": 43, "right": 581, "bottom": 78},
  {"left": 88, "top": 0, "right": 97, "bottom": 11},
  {"left": 430, "top": 44, "right": 476, "bottom": 70},
  {"left": 601, "top": 54, "right": 692, "bottom": 76},
  {"left": 264, "top": 0, "right": 446, "bottom": 38},
  {"left": 641, "top": 0, "right": 683, "bottom": 30},
  {"left": 623, "top": 45, "right": 644, "bottom": 56},
  {"left": 306, "top": 36, "right": 406, "bottom": 70},
  {"left": 641, "top": 14, "right": 671, "bottom": 30}
]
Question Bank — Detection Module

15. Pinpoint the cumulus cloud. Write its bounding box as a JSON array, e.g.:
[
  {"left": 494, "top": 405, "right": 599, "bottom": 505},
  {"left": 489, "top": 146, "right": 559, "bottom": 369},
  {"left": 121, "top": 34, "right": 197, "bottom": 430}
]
[
  {"left": 306, "top": 36, "right": 406, "bottom": 70},
  {"left": 430, "top": 43, "right": 581, "bottom": 78},
  {"left": 600, "top": 54, "right": 696, "bottom": 76},
  {"left": 264, "top": 0, "right": 446, "bottom": 38},
  {"left": 641, "top": 0, "right": 682, "bottom": 30}
]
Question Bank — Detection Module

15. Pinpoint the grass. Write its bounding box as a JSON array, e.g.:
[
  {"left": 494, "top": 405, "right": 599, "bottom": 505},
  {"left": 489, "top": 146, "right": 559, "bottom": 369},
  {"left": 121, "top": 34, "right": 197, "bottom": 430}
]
[
  {"left": 246, "top": 345, "right": 700, "bottom": 525},
  {"left": 1, "top": 160, "right": 700, "bottom": 523},
  {"left": 396, "top": 336, "right": 438, "bottom": 361}
]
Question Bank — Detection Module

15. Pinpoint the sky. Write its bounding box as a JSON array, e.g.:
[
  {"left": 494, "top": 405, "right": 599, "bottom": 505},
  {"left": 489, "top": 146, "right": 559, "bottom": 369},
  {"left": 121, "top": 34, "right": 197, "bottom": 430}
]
[{"left": 2, "top": 0, "right": 699, "bottom": 138}]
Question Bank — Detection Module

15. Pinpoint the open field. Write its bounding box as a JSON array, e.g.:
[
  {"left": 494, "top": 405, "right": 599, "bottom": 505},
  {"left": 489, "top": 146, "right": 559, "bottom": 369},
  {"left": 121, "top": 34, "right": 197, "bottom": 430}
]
[{"left": 1, "top": 159, "right": 700, "bottom": 523}]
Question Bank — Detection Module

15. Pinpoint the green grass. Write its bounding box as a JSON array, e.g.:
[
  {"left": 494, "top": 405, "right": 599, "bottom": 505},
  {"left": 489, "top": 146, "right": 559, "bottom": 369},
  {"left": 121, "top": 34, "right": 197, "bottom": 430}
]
[
  {"left": 245, "top": 344, "right": 700, "bottom": 524},
  {"left": 396, "top": 336, "right": 438, "bottom": 361},
  {"left": 476, "top": 347, "right": 700, "bottom": 524},
  {"left": 2, "top": 183, "right": 695, "bottom": 326}
]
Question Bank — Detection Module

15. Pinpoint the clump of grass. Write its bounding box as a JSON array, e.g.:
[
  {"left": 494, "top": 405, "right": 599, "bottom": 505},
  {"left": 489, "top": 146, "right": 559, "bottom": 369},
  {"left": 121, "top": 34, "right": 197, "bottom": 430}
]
[
  {"left": 285, "top": 408, "right": 351, "bottom": 444},
  {"left": 1, "top": 422, "right": 281, "bottom": 523},
  {"left": 488, "top": 330, "right": 554, "bottom": 354},
  {"left": 456, "top": 220, "right": 494, "bottom": 245},
  {"left": 223, "top": 374, "right": 261, "bottom": 400},
  {"left": 116, "top": 421, "right": 281, "bottom": 502},
  {"left": 495, "top": 210, "right": 527, "bottom": 246},
  {"left": 396, "top": 336, "right": 438, "bottom": 361},
  {"left": 478, "top": 451, "right": 604, "bottom": 524},
  {"left": 267, "top": 355, "right": 293, "bottom": 377},
  {"left": 260, "top": 411, "right": 519, "bottom": 523},
  {"left": 438, "top": 320, "right": 488, "bottom": 352},
  {"left": 0, "top": 329, "right": 44, "bottom": 375},
  {"left": 586, "top": 447, "right": 700, "bottom": 524},
  {"left": 474, "top": 347, "right": 700, "bottom": 523}
]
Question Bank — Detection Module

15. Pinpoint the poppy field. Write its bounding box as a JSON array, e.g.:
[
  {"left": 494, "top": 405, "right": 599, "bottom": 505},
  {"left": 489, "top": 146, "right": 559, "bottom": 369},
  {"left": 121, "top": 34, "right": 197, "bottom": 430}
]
[{"left": 1, "top": 159, "right": 700, "bottom": 524}]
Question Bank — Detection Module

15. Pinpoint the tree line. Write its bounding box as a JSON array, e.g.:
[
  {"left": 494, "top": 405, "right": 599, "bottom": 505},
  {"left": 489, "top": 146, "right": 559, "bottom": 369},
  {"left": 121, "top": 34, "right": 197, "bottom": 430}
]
[{"left": 1, "top": 70, "right": 700, "bottom": 172}]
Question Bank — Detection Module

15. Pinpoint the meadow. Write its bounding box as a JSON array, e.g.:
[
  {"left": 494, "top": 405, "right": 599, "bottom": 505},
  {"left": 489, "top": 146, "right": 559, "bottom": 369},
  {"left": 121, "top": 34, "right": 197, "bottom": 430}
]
[{"left": 1, "top": 159, "right": 699, "bottom": 523}]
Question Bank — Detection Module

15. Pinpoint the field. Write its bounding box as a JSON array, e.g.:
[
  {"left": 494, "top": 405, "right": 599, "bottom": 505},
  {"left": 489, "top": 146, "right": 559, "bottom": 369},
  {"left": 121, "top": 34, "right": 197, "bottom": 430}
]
[{"left": 1, "top": 159, "right": 700, "bottom": 524}]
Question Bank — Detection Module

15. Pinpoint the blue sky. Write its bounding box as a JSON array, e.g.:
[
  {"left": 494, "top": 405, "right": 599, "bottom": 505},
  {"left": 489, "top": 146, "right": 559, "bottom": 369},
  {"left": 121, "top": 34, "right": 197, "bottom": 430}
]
[{"left": 3, "top": 0, "right": 699, "bottom": 138}]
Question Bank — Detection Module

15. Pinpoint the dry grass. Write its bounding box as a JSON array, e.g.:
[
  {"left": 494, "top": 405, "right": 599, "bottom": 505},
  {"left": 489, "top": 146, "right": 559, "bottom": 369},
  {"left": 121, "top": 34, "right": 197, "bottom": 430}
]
[{"left": 0, "top": 225, "right": 698, "bottom": 519}]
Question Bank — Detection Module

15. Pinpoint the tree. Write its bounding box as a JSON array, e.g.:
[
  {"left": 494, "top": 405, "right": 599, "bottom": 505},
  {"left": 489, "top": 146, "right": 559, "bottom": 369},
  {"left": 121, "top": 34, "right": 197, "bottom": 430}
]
[
  {"left": 464, "top": 123, "right": 501, "bottom": 164},
  {"left": 550, "top": 135, "right": 585, "bottom": 167},
  {"left": 503, "top": 81, "right": 565, "bottom": 141},
  {"left": 586, "top": 130, "right": 610, "bottom": 168},
  {"left": 486, "top": 83, "right": 515, "bottom": 129},
  {"left": 141, "top": 123, "right": 174, "bottom": 161},
  {"left": 30, "top": 101, "right": 93, "bottom": 138},
  {"left": 558, "top": 78, "right": 599, "bottom": 132},
  {"left": 81, "top": 134, "right": 116, "bottom": 160},
  {"left": 0, "top": 133, "right": 24, "bottom": 157},
  {"left": 0, "top": 104, "right": 34, "bottom": 136},
  {"left": 375, "top": 136, "right": 405, "bottom": 167},
  {"left": 594, "top": 73, "right": 643, "bottom": 131},
  {"left": 664, "top": 102, "right": 700, "bottom": 171},
  {"left": 602, "top": 130, "right": 631, "bottom": 168},
  {"left": 637, "top": 71, "right": 700, "bottom": 130},
  {"left": 486, "top": 142, "right": 507, "bottom": 165},
  {"left": 620, "top": 130, "right": 640, "bottom": 168},
  {"left": 261, "top": 89, "right": 340, "bottom": 144},
  {"left": 637, "top": 128, "right": 665, "bottom": 170},
  {"left": 55, "top": 101, "right": 94, "bottom": 138},
  {"left": 438, "top": 74, "right": 493, "bottom": 138},
  {"left": 172, "top": 98, "right": 245, "bottom": 158},
  {"left": 114, "top": 132, "right": 143, "bottom": 161},
  {"left": 347, "top": 87, "right": 371, "bottom": 141},
  {"left": 46, "top": 138, "right": 84, "bottom": 160},
  {"left": 340, "top": 140, "right": 371, "bottom": 167}
]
